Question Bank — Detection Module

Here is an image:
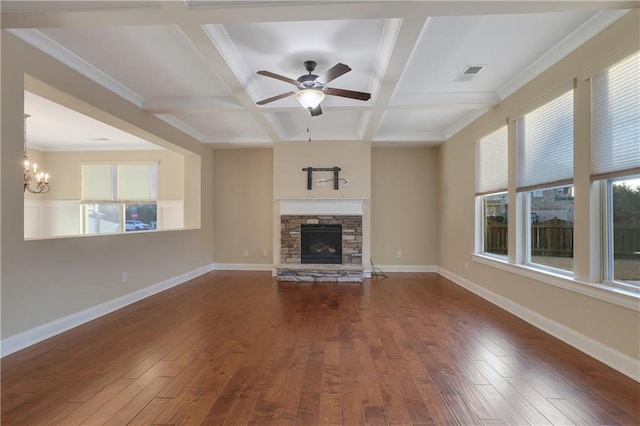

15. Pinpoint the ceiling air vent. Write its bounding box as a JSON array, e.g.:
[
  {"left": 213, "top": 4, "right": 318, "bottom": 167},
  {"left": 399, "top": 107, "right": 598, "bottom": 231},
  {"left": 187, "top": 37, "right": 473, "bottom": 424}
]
[{"left": 455, "top": 65, "right": 485, "bottom": 82}]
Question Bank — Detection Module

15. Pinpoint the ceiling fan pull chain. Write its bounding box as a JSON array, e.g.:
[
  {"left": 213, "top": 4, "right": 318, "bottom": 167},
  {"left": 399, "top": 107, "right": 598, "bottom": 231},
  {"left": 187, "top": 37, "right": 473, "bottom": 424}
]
[{"left": 307, "top": 115, "right": 311, "bottom": 142}]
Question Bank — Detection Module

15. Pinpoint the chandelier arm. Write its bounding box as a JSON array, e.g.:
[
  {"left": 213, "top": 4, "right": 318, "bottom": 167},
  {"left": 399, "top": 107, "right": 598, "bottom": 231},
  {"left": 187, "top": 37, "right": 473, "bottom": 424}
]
[{"left": 24, "top": 180, "right": 51, "bottom": 194}]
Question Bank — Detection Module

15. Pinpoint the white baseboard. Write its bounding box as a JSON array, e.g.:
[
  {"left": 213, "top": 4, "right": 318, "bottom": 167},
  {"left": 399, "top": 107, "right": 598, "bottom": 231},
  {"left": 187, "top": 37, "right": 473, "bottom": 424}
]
[
  {"left": 1, "top": 263, "right": 215, "bottom": 358},
  {"left": 212, "top": 263, "right": 274, "bottom": 271},
  {"left": 438, "top": 267, "right": 640, "bottom": 382},
  {"left": 375, "top": 265, "right": 438, "bottom": 273}
]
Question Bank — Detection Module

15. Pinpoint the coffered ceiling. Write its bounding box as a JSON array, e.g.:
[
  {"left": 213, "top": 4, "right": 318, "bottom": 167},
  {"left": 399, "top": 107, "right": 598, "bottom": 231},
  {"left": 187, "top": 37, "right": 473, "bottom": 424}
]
[{"left": 2, "top": 1, "right": 635, "bottom": 151}]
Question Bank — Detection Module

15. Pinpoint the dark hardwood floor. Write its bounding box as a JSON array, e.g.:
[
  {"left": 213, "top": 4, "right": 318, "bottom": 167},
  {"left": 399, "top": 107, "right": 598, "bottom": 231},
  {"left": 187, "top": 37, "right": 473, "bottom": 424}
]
[{"left": 1, "top": 271, "right": 638, "bottom": 425}]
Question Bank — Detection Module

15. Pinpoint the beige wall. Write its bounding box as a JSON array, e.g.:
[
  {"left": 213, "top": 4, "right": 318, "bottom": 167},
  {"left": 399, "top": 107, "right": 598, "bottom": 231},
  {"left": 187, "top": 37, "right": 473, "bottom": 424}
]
[
  {"left": 274, "top": 141, "right": 371, "bottom": 198},
  {"left": 212, "top": 143, "right": 442, "bottom": 269},
  {"left": 273, "top": 141, "right": 372, "bottom": 266},
  {"left": 438, "top": 11, "right": 640, "bottom": 360},
  {"left": 1, "top": 32, "right": 213, "bottom": 340},
  {"left": 40, "top": 149, "right": 185, "bottom": 201},
  {"left": 212, "top": 149, "right": 273, "bottom": 264},
  {"left": 211, "top": 144, "right": 442, "bottom": 268},
  {"left": 372, "top": 147, "right": 439, "bottom": 266}
]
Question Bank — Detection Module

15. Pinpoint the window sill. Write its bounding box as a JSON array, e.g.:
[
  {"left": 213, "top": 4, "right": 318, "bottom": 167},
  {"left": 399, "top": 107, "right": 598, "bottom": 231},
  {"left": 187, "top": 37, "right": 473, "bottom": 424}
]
[
  {"left": 24, "top": 226, "right": 200, "bottom": 242},
  {"left": 472, "top": 254, "right": 640, "bottom": 311}
]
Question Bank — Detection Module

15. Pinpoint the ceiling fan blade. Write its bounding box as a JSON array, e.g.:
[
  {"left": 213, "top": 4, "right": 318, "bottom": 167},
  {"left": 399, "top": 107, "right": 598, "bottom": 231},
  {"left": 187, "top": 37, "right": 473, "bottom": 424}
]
[
  {"left": 317, "top": 63, "right": 351, "bottom": 84},
  {"left": 257, "top": 70, "right": 298, "bottom": 86},
  {"left": 256, "top": 91, "right": 296, "bottom": 105},
  {"left": 310, "top": 104, "right": 322, "bottom": 116},
  {"left": 325, "top": 87, "right": 371, "bottom": 101}
]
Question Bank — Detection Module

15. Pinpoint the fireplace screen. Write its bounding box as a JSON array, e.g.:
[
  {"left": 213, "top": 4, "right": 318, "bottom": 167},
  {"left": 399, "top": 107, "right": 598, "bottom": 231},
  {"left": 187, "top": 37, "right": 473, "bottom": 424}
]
[{"left": 300, "top": 224, "right": 342, "bottom": 264}]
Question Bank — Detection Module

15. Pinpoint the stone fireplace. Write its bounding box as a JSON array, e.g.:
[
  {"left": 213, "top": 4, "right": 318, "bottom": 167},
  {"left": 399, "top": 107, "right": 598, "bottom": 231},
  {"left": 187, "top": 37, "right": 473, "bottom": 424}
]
[
  {"left": 276, "top": 198, "right": 365, "bottom": 282},
  {"left": 280, "top": 215, "right": 362, "bottom": 265}
]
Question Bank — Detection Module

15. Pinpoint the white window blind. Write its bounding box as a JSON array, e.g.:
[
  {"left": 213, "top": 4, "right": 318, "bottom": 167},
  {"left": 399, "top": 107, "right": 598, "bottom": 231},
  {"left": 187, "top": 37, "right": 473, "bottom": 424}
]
[
  {"left": 82, "top": 163, "right": 157, "bottom": 202},
  {"left": 591, "top": 51, "right": 640, "bottom": 180},
  {"left": 118, "top": 164, "right": 156, "bottom": 201},
  {"left": 82, "top": 165, "right": 114, "bottom": 201},
  {"left": 517, "top": 90, "right": 574, "bottom": 191},
  {"left": 476, "top": 126, "right": 508, "bottom": 195}
]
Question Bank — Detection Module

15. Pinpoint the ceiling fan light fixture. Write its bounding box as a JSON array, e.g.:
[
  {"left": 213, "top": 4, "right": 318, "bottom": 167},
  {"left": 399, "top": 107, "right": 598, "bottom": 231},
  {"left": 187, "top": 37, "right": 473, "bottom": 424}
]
[
  {"left": 256, "top": 62, "right": 370, "bottom": 116},
  {"left": 295, "top": 89, "right": 325, "bottom": 110}
]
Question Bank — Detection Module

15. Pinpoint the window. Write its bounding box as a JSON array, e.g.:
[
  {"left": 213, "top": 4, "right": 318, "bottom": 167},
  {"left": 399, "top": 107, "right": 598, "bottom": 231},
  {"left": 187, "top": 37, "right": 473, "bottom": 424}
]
[
  {"left": 476, "top": 126, "right": 508, "bottom": 257},
  {"left": 607, "top": 177, "right": 640, "bottom": 287},
  {"left": 85, "top": 203, "right": 120, "bottom": 234},
  {"left": 481, "top": 193, "right": 508, "bottom": 256},
  {"left": 592, "top": 52, "right": 640, "bottom": 287},
  {"left": 529, "top": 185, "right": 574, "bottom": 271},
  {"left": 82, "top": 163, "right": 158, "bottom": 234},
  {"left": 517, "top": 90, "right": 574, "bottom": 272}
]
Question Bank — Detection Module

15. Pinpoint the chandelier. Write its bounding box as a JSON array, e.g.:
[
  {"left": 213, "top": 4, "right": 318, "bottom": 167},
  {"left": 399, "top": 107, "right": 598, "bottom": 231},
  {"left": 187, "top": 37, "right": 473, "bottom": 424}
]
[{"left": 23, "top": 114, "right": 50, "bottom": 194}]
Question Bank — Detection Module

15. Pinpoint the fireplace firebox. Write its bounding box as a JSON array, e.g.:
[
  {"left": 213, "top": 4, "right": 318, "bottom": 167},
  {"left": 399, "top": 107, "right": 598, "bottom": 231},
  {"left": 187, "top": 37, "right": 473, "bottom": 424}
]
[{"left": 301, "top": 224, "right": 342, "bottom": 264}]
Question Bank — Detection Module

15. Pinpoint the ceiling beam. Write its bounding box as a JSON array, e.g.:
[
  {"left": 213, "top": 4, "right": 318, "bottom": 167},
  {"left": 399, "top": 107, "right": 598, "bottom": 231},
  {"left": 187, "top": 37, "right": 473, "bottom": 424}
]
[
  {"left": 390, "top": 92, "right": 500, "bottom": 109},
  {"left": 362, "top": 15, "right": 428, "bottom": 141},
  {"left": 143, "top": 96, "right": 242, "bottom": 114},
  {"left": 158, "top": 1, "right": 285, "bottom": 142}
]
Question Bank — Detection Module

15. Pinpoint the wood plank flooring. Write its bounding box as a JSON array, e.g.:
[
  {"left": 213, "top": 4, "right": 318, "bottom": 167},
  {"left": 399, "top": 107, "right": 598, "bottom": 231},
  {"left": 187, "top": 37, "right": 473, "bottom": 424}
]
[{"left": 2, "top": 271, "right": 638, "bottom": 425}]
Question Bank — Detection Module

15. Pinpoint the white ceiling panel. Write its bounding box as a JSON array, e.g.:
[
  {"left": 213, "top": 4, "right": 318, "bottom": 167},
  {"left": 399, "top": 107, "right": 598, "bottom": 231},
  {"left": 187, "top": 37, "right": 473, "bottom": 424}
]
[
  {"left": 24, "top": 91, "right": 162, "bottom": 152},
  {"left": 396, "top": 11, "right": 597, "bottom": 96},
  {"left": 376, "top": 109, "right": 473, "bottom": 141},
  {"left": 4, "top": 2, "right": 633, "bottom": 148},
  {"left": 39, "top": 25, "right": 233, "bottom": 99},
  {"left": 211, "top": 19, "right": 385, "bottom": 104},
  {"left": 269, "top": 110, "right": 364, "bottom": 141}
]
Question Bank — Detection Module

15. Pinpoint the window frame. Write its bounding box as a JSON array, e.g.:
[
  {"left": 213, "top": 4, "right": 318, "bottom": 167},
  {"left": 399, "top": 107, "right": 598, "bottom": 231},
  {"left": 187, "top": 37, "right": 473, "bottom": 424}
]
[
  {"left": 475, "top": 125, "right": 509, "bottom": 259},
  {"left": 602, "top": 175, "right": 640, "bottom": 291},
  {"left": 590, "top": 51, "right": 640, "bottom": 291},
  {"left": 524, "top": 184, "right": 575, "bottom": 276},
  {"left": 81, "top": 162, "right": 159, "bottom": 235},
  {"left": 83, "top": 202, "right": 123, "bottom": 235},
  {"left": 478, "top": 192, "right": 509, "bottom": 259},
  {"left": 516, "top": 89, "right": 575, "bottom": 276}
]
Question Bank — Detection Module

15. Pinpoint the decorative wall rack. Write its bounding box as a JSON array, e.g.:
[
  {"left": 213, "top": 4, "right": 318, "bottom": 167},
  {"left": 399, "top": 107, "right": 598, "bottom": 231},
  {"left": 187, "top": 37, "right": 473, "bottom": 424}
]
[{"left": 302, "top": 166, "right": 341, "bottom": 190}]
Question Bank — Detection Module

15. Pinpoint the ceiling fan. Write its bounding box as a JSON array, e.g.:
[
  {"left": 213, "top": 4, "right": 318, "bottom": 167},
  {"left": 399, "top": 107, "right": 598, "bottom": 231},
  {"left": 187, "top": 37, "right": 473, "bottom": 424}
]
[{"left": 256, "top": 60, "right": 371, "bottom": 116}]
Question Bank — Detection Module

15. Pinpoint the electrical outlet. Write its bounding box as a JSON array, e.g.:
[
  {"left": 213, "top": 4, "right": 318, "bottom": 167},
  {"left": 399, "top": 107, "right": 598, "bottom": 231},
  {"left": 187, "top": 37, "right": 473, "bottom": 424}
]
[
  {"left": 122, "top": 271, "right": 128, "bottom": 283},
  {"left": 243, "top": 249, "right": 249, "bottom": 257},
  {"left": 316, "top": 179, "right": 326, "bottom": 186},
  {"left": 263, "top": 250, "right": 268, "bottom": 257},
  {"left": 343, "top": 178, "right": 349, "bottom": 185},
  {"left": 396, "top": 250, "right": 402, "bottom": 258}
]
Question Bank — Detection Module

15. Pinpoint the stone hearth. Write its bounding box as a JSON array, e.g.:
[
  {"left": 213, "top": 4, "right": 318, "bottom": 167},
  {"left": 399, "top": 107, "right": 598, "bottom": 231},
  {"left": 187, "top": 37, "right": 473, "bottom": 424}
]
[{"left": 276, "top": 264, "right": 364, "bottom": 282}]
